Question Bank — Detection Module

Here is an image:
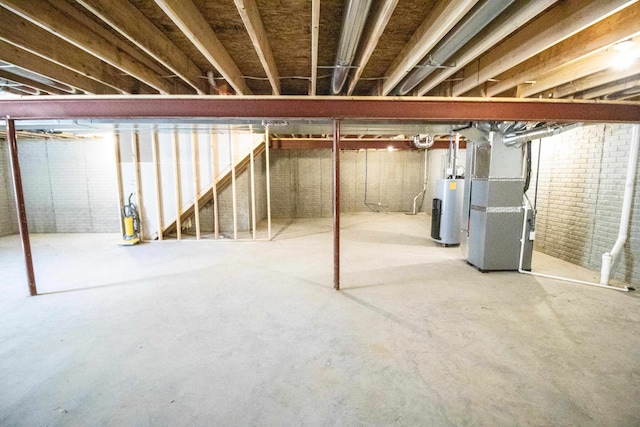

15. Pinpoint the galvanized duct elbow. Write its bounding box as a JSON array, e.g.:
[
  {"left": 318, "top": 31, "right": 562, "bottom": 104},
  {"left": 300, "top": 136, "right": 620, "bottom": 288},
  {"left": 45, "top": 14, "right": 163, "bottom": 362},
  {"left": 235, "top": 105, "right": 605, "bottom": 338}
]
[
  {"left": 503, "top": 123, "right": 582, "bottom": 147},
  {"left": 331, "top": 0, "right": 372, "bottom": 95},
  {"left": 413, "top": 134, "right": 435, "bottom": 149},
  {"left": 396, "top": 0, "right": 515, "bottom": 96}
]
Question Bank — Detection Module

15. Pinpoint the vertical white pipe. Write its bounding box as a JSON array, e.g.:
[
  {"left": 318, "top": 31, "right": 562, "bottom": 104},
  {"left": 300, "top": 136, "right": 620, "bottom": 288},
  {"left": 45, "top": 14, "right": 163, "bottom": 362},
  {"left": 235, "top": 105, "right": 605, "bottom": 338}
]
[
  {"left": 210, "top": 129, "right": 219, "bottom": 239},
  {"left": 601, "top": 124, "right": 640, "bottom": 285},
  {"left": 265, "top": 125, "right": 272, "bottom": 240},
  {"left": 229, "top": 127, "right": 238, "bottom": 240},
  {"left": 191, "top": 128, "right": 201, "bottom": 240},
  {"left": 151, "top": 128, "right": 164, "bottom": 240},
  {"left": 172, "top": 129, "right": 182, "bottom": 240},
  {"left": 250, "top": 125, "right": 257, "bottom": 240}
]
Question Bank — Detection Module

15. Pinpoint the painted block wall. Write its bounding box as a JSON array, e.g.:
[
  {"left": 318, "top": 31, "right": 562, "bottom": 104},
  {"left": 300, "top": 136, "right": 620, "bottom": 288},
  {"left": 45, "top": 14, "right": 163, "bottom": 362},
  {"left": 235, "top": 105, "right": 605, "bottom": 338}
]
[
  {"left": 14, "top": 138, "right": 120, "bottom": 233},
  {"left": 529, "top": 124, "right": 640, "bottom": 285},
  {"left": 269, "top": 148, "right": 457, "bottom": 217},
  {"left": 0, "top": 141, "right": 18, "bottom": 236}
]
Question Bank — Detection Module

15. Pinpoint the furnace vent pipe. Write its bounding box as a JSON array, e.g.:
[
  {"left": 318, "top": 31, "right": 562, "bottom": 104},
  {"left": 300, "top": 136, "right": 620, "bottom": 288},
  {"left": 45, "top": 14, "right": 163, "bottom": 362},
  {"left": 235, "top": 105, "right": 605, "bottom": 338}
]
[
  {"left": 396, "top": 0, "right": 515, "bottom": 95},
  {"left": 600, "top": 123, "right": 639, "bottom": 286},
  {"left": 503, "top": 123, "right": 582, "bottom": 147},
  {"left": 331, "top": 0, "right": 372, "bottom": 94}
]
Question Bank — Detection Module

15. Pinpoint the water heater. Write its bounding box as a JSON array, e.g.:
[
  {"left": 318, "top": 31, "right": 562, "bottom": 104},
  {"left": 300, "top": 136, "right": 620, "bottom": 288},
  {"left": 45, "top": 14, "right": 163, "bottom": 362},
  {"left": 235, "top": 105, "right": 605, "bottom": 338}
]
[{"left": 431, "top": 178, "right": 464, "bottom": 245}]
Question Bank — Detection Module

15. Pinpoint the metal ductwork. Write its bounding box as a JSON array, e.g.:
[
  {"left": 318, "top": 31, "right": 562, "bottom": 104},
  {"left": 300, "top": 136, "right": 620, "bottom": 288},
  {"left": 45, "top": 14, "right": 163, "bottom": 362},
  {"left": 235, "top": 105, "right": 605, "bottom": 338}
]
[
  {"left": 413, "top": 134, "right": 435, "bottom": 149},
  {"left": 395, "top": 0, "right": 515, "bottom": 96},
  {"left": 503, "top": 123, "right": 582, "bottom": 147},
  {"left": 331, "top": 0, "right": 372, "bottom": 95}
]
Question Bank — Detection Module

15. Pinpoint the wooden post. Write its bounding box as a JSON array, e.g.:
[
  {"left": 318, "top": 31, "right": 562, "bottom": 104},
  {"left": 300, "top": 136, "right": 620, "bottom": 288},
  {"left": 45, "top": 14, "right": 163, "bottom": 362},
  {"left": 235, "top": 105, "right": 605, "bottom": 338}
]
[
  {"left": 249, "top": 125, "right": 257, "bottom": 240},
  {"left": 172, "top": 129, "right": 182, "bottom": 240},
  {"left": 265, "top": 125, "right": 272, "bottom": 240},
  {"left": 131, "top": 129, "right": 144, "bottom": 240},
  {"left": 6, "top": 117, "right": 37, "bottom": 296},
  {"left": 113, "top": 129, "right": 125, "bottom": 237},
  {"left": 151, "top": 128, "right": 164, "bottom": 240},
  {"left": 210, "top": 129, "right": 219, "bottom": 239},
  {"left": 191, "top": 128, "right": 201, "bottom": 240},
  {"left": 229, "top": 127, "right": 238, "bottom": 240}
]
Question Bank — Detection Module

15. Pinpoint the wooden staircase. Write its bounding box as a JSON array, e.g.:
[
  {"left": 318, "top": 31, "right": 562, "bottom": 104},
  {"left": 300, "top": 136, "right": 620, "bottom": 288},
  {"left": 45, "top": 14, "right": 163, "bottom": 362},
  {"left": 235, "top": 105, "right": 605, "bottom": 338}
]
[{"left": 161, "top": 143, "right": 266, "bottom": 237}]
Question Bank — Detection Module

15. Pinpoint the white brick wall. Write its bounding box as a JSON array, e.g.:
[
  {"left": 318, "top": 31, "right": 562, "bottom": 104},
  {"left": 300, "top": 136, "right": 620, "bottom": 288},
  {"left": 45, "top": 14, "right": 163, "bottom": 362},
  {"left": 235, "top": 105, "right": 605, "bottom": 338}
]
[
  {"left": 0, "top": 141, "right": 18, "bottom": 236},
  {"left": 528, "top": 124, "right": 640, "bottom": 285},
  {"left": 17, "top": 138, "right": 120, "bottom": 233}
]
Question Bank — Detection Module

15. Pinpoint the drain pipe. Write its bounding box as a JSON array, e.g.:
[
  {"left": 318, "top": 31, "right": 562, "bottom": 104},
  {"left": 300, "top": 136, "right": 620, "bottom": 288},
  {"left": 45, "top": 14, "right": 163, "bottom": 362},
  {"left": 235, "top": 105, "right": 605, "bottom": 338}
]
[
  {"left": 600, "top": 124, "right": 640, "bottom": 286},
  {"left": 518, "top": 200, "right": 629, "bottom": 292}
]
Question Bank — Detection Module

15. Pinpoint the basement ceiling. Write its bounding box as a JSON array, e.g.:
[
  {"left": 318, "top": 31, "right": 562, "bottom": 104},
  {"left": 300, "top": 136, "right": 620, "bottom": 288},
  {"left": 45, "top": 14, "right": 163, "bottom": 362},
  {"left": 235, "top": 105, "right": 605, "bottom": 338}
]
[{"left": 0, "top": 0, "right": 638, "bottom": 102}]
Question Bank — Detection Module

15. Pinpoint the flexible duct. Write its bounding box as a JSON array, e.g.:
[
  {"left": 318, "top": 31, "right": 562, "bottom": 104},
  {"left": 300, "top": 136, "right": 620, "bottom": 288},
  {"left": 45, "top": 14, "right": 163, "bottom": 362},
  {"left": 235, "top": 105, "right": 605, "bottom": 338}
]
[
  {"left": 413, "top": 134, "right": 435, "bottom": 149},
  {"left": 331, "top": 0, "right": 372, "bottom": 94},
  {"left": 601, "top": 123, "right": 640, "bottom": 286},
  {"left": 396, "top": 0, "right": 515, "bottom": 95}
]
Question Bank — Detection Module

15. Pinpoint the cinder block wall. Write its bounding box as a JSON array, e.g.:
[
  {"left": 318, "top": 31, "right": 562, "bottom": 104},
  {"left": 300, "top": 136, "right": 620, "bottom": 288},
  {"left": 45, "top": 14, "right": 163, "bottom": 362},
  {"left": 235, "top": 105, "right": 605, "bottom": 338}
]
[
  {"left": 0, "top": 141, "right": 18, "bottom": 236},
  {"left": 529, "top": 124, "right": 640, "bottom": 284},
  {"left": 16, "top": 138, "right": 120, "bottom": 233},
  {"left": 270, "top": 149, "right": 429, "bottom": 216}
]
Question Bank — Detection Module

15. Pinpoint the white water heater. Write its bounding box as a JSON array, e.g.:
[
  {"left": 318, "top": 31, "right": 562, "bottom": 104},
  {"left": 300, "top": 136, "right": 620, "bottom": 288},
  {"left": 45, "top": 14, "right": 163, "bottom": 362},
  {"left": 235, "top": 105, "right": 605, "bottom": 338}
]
[{"left": 431, "top": 178, "right": 464, "bottom": 245}]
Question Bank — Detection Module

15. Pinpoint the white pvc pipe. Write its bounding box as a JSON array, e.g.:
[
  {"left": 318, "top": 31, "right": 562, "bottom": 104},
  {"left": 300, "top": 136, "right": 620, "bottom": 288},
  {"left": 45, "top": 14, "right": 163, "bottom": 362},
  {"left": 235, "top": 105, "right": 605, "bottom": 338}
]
[
  {"left": 600, "top": 124, "right": 640, "bottom": 285},
  {"left": 518, "top": 201, "right": 629, "bottom": 292}
]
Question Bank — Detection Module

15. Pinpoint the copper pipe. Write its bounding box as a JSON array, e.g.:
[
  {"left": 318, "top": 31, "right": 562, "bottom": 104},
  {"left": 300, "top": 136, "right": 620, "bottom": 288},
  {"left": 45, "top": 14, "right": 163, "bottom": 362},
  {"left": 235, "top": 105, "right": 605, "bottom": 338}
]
[
  {"left": 333, "top": 119, "right": 341, "bottom": 291},
  {"left": 6, "top": 117, "right": 37, "bottom": 296}
]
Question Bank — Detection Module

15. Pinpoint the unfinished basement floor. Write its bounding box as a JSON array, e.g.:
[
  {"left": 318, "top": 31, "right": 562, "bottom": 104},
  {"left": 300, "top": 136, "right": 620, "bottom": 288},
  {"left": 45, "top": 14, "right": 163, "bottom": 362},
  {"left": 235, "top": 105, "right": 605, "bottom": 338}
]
[{"left": 0, "top": 213, "right": 638, "bottom": 426}]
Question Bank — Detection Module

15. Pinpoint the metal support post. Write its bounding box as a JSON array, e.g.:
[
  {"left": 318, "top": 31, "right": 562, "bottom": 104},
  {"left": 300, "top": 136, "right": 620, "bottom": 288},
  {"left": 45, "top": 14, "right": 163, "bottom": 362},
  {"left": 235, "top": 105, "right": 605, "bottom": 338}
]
[{"left": 333, "top": 119, "right": 341, "bottom": 291}]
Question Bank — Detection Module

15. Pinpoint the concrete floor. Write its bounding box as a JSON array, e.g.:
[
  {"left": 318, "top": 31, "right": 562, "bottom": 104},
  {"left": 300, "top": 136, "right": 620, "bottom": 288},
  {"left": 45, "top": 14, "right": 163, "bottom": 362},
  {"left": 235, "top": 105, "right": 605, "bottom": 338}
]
[{"left": 0, "top": 213, "right": 638, "bottom": 426}]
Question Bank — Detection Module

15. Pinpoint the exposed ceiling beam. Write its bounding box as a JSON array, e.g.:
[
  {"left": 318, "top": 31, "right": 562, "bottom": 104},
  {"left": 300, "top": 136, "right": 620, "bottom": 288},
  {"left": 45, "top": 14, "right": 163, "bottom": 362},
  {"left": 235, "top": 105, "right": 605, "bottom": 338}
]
[
  {"left": 0, "top": 10, "right": 142, "bottom": 94},
  {"left": 375, "top": 0, "right": 478, "bottom": 96},
  {"left": 310, "top": 0, "right": 320, "bottom": 95},
  {"left": 270, "top": 138, "right": 460, "bottom": 150},
  {"left": 414, "top": 0, "right": 558, "bottom": 96},
  {"left": 0, "top": 79, "right": 37, "bottom": 95},
  {"left": 487, "top": 2, "right": 640, "bottom": 97},
  {"left": 0, "top": 0, "right": 176, "bottom": 94},
  {"left": 345, "top": 0, "right": 397, "bottom": 96},
  {"left": 0, "top": 70, "right": 66, "bottom": 95},
  {"left": 50, "top": 0, "right": 170, "bottom": 80},
  {"left": 519, "top": 48, "right": 619, "bottom": 98},
  {"left": 154, "top": 0, "right": 252, "bottom": 95},
  {"left": 77, "top": 0, "right": 207, "bottom": 95},
  {"left": 1, "top": 96, "right": 639, "bottom": 123},
  {"left": 233, "top": 0, "right": 280, "bottom": 95},
  {"left": 0, "top": 41, "right": 117, "bottom": 94},
  {"left": 580, "top": 76, "right": 640, "bottom": 99},
  {"left": 549, "top": 61, "right": 640, "bottom": 98},
  {"left": 452, "top": 0, "right": 637, "bottom": 96}
]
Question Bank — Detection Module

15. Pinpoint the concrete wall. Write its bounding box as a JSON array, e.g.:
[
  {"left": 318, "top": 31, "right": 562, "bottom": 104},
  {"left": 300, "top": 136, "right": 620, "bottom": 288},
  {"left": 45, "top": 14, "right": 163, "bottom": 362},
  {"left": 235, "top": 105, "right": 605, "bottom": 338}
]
[
  {"left": 0, "top": 141, "right": 18, "bottom": 236},
  {"left": 529, "top": 123, "right": 640, "bottom": 284},
  {"left": 13, "top": 138, "right": 120, "bottom": 233},
  {"left": 269, "top": 147, "right": 465, "bottom": 218}
]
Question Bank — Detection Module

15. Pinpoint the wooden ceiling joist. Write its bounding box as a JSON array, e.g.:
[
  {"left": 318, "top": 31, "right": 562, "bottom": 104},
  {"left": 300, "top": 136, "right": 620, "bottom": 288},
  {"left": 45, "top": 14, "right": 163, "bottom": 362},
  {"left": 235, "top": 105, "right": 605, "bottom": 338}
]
[
  {"left": 452, "top": 0, "right": 637, "bottom": 96},
  {"left": 0, "top": 10, "right": 141, "bottom": 94},
  {"left": 549, "top": 61, "right": 640, "bottom": 98},
  {"left": 233, "top": 0, "right": 280, "bottom": 95},
  {"left": 0, "top": 0, "right": 176, "bottom": 94},
  {"left": 488, "top": 2, "right": 640, "bottom": 97},
  {"left": 580, "top": 76, "right": 640, "bottom": 99},
  {"left": 77, "top": 0, "right": 207, "bottom": 95},
  {"left": 154, "top": 0, "right": 252, "bottom": 95},
  {"left": 376, "top": 0, "right": 478, "bottom": 96},
  {"left": 0, "top": 70, "right": 66, "bottom": 95},
  {"left": 310, "top": 0, "right": 320, "bottom": 96},
  {"left": 0, "top": 41, "right": 116, "bottom": 94}
]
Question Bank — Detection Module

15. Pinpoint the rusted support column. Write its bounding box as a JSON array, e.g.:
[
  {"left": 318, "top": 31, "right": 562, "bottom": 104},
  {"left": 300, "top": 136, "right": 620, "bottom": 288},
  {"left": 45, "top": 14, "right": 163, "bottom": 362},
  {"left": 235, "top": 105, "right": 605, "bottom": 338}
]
[
  {"left": 333, "top": 119, "right": 340, "bottom": 291},
  {"left": 6, "top": 117, "right": 37, "bottom": 296}
]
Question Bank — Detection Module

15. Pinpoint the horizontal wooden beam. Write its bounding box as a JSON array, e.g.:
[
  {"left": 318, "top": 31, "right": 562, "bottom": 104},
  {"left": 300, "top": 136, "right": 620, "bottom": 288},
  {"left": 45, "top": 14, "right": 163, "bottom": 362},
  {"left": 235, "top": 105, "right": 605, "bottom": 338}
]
[
  {"left": 0, "top": 69, "right": 66, "bottom": 94},
  {"left": 0, "top": 96, "right": 638, "bottom": 123}
]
